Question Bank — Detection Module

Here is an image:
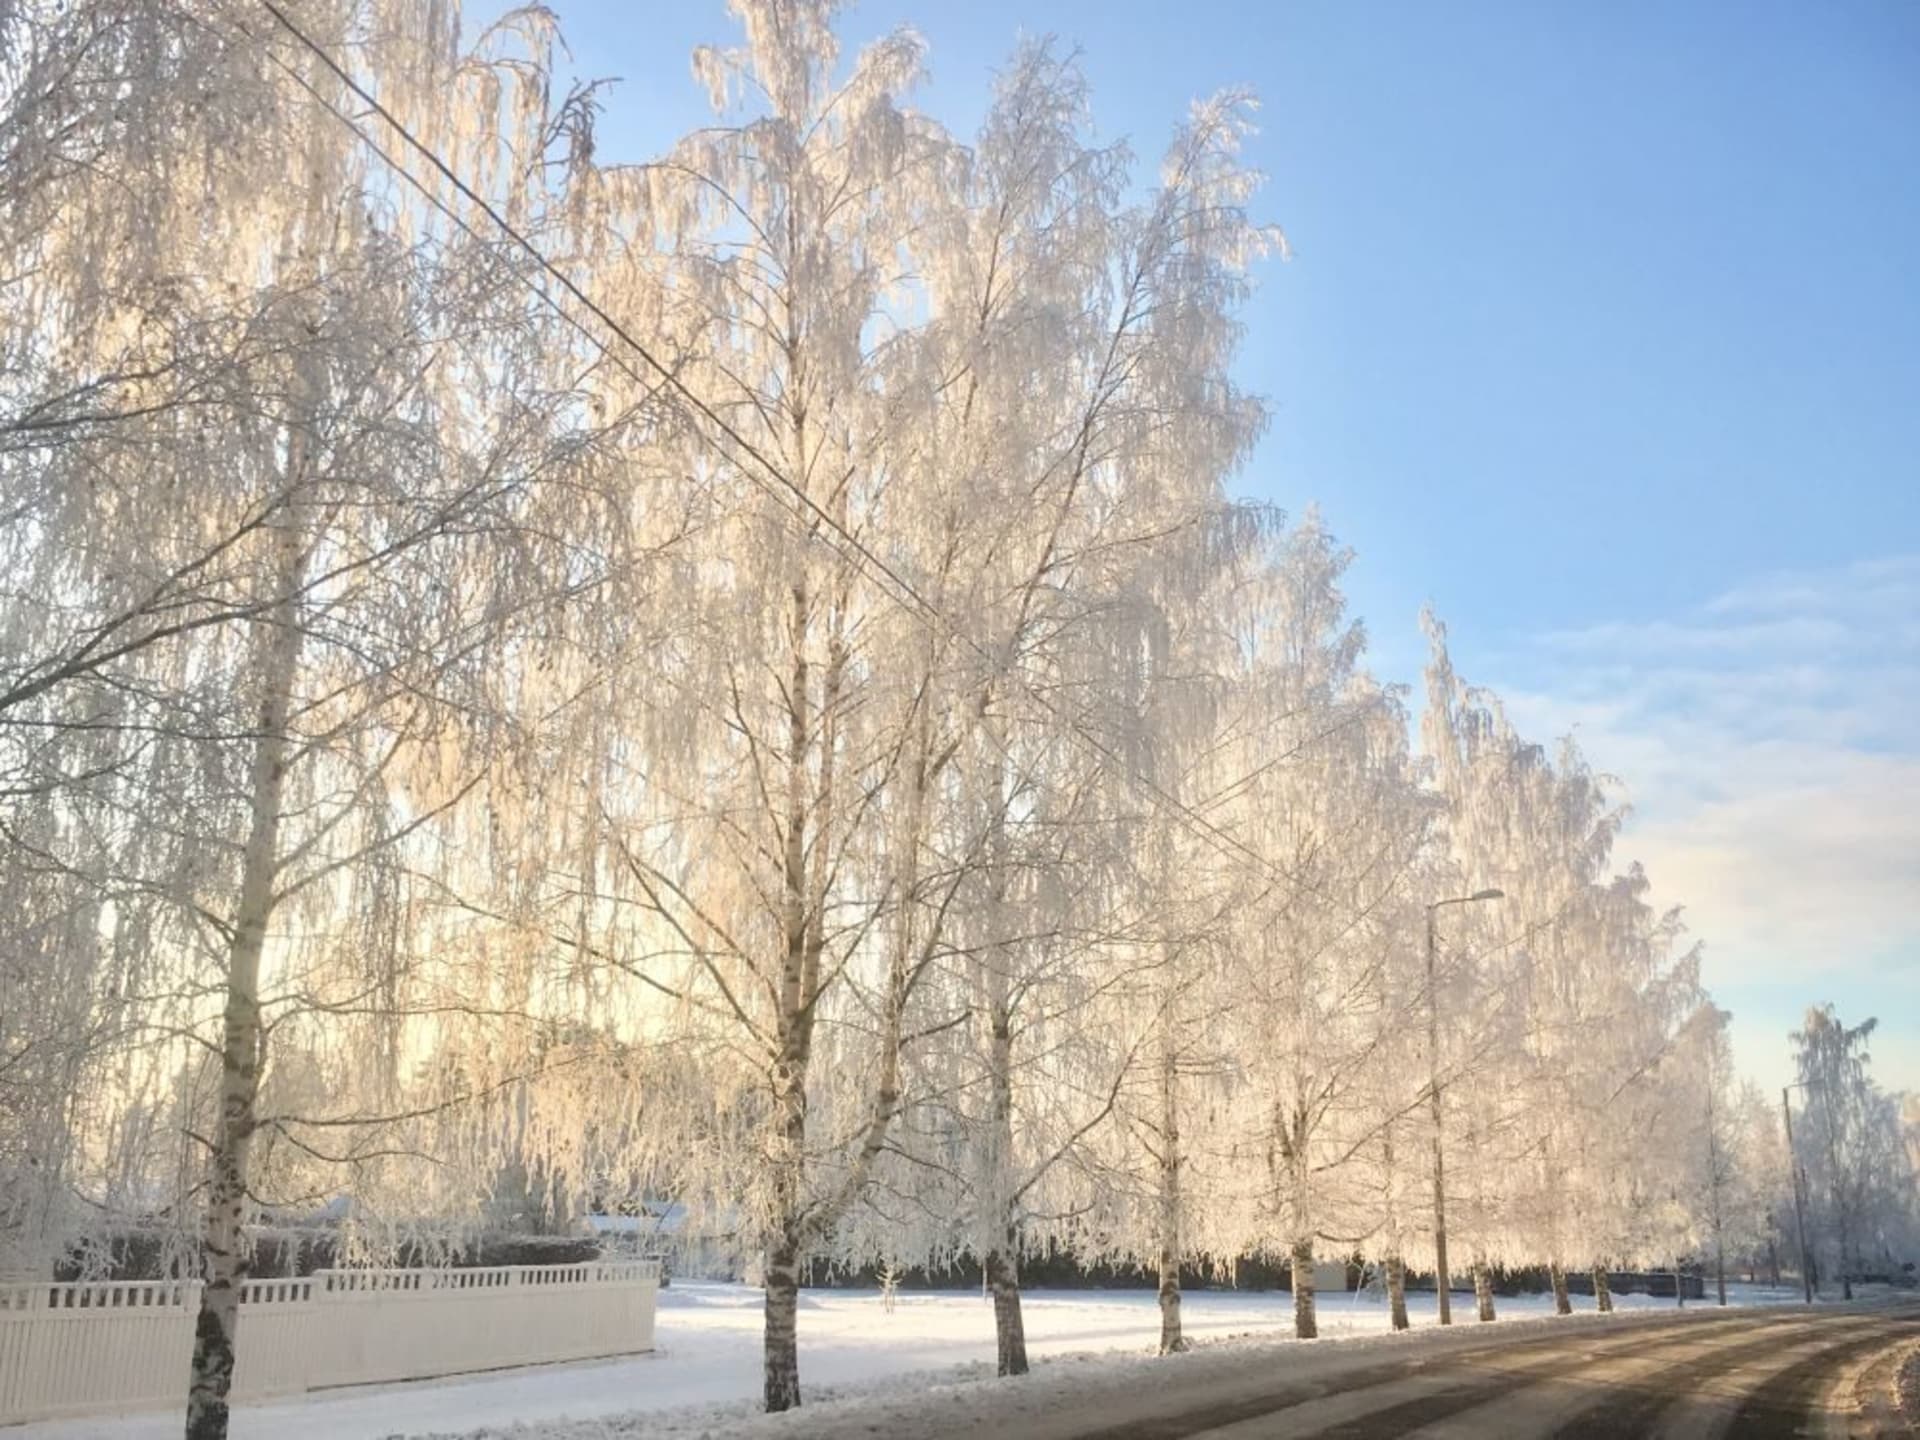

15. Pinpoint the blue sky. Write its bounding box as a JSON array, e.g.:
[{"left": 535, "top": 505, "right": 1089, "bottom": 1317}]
[{"left": 542, "top": 0, "right": 1919, "bottom": 1093}]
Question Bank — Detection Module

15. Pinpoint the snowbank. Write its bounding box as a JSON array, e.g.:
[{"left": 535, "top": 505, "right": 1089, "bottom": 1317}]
[
  {"left": 398, "top": 1284, "right": 1812, "bottom": 1440},
  {"left": 24, "top": 1280, "right": 1809, "bottom": 1440}
]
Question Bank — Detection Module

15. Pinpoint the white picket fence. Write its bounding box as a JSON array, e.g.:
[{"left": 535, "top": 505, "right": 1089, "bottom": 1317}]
[{"left": 0, "top": 1260, "right": 659, "bottom": 1425}]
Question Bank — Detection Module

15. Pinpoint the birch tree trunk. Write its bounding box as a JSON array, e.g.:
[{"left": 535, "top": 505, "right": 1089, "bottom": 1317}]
[
  {"left": 1386, "top": 1253, "right": 1409, "bottom": 1331},
  {"left": 1290, "top": 1236, "right": 1317, "bottom": 1340},
  {"left": 762, "top": 1019, "right": 809, "bottom": 1411},
  {"left": 980, "top": 1141, "right": 1028, "bottom": 1376},
  {"left": 763, "top": 1230, "right": 803, "bottom": 1413},
  {"left": 1472, "top": 1257, "right": 1496, "bottom": 1322},
  {"left": 982, "top": 959, "right": 1028, "bottom": 1375},
  {"left": 1705, "top": 1079, "right": 1728, "bottom": 1306},
  {"left": 1549, "top": 1261, "right": 1571, "bottom": 1316},
  {"left": 1592, "top": 1263, "right": 1613, "bottom": 1313},
  {"left": 756, "top": 525, "right": 916, "bottom": 1412},
  {"left": 1154, "top": 989, "right": 1187, "bottom": 1354},
  {"left": 975, "top": 778, "right": 1030, "bottom": 1378},
  {"left": 985, "top": 1226, "right": 1028, "bottom": 1378},
  {"left": 763, "top": 573, "right": 820, "bottom": 1415},
  {"left": 1382, "top": 1124, "right": 1408, "bottom": 1330},
  {"left": 764, "top": 955, "right": 812, "bottom": 1412},
  {"left": 1277, "top": 1105, "right": 1317, "bottom": 1342},
  {"left": 183, "top": 522, "right": 308, "bottom": 1440}
]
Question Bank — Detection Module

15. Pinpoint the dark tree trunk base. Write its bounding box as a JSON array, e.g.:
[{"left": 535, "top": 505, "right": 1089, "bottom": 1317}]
[
  {"left": 986, "top": 1249, "right": 1029, "bottom": 1377},
  {"left": 184, "top": 1299, "right": 237, "bottom": 1440},
  {"left": 1157, "top": 1268, "right": 1189, "bottom": 1354},
  {"left": 1291, "top": 1239, "right": 1317, "bottom": 1341},
  {"left": 764, "top": 1252, "right": 802, "bottom": 1412}
]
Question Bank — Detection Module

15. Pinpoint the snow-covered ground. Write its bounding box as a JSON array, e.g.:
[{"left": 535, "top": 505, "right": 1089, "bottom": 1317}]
[{"left": 19, "top": 1280, "right": 1808, "bottom": 1439}]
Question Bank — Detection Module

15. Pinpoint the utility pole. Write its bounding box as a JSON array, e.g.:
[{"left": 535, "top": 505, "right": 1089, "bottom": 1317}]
[
  {"left": 1425, "top": 888, "right": 1504, "bottom": 1327},
  {"left": 1781, "top": 1086, "right": 1814, "bottom": 1304}
]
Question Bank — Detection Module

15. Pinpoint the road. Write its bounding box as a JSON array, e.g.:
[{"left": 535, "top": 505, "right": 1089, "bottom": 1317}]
[
  {"left": 964, "top": 1302, "right": 1920, "bottom": 1440},
  {"left": 28, "top": 1294, "right": 1911, "bottom": 1440}
]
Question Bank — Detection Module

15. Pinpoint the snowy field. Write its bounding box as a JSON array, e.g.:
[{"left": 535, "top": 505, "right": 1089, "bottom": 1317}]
[{"left": 21, "top": 1280, "right": 1808, "bottom": 1439}]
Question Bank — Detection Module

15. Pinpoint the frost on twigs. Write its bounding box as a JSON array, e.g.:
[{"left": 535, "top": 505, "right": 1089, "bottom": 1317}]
[{"left": 2, "top": 4, "right": 1914, "bottom": 1436}]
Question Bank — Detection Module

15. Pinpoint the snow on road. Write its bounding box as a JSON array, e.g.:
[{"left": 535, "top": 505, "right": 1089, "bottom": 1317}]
[{"left": 18, "top": 1281, "right": 1805, "bottom": 1439}]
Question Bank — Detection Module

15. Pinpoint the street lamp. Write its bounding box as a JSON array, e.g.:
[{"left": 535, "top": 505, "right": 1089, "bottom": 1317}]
[{"left": 1426, "top": 887, "right": 1504, "bottom": 1326}]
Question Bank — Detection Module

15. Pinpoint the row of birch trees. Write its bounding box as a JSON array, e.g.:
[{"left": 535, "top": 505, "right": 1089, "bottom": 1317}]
[{"left": 4, "top": 0, "right": 1914, "bottom": 1434}]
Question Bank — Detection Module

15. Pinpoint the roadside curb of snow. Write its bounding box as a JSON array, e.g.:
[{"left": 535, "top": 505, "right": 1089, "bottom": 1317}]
[
  {"left": 392, "top": 1297, "right": 1837, "bottom": 1440},
  {"left": 1895, "top": 1342, "right": 1920, "bottom": 1433}
]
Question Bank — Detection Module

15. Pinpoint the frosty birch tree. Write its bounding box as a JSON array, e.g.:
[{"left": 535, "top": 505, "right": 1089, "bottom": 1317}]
[
  {"left": 1496, "top": 747, "right": 1619, "bottom": 1312},
  {"left": 5, "top": 6, "right": 613, "bottom": 1435},
  {"left": 1790, "top": 1005, "right": 1917, "bottom": 1295},
  {"left": 1563, "top": 881, "right": 1706, "bottom": 1300},
  {"left": 4, "top": 0, "right": 1850, "bottom": 1423},
  {"left": 1675, "top": 1006, "right": 1747, "bottom": 1306},
  {"left": 1201, "top": 519, "right": 1429, "bottom": 1341},
  {"left": 1, "top": 10, "right": 341, "bottom": 1263},
  {"left": 1417, "top": 616, "right": 1552, "bottom": 1317},
  {"left": 1418, "top": 618, "right": 1719, "bottom": 1316},
  {"left": 914, "top": 48, "right": 1279, "bottom": 1371},
  {"left": 513, "top": 2, "right": 981, "bottom": 1412},
  {"left": 529, "top": 8, "right": 1290, "bottom": 1403}
]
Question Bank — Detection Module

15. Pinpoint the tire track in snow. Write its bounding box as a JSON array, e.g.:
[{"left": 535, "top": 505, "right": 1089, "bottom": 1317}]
[
  {"left": 1644, "top": 1309, "right": 1920, "bottom": 1440},
  {"left": 1087, "top": 1308, "right": 1755, "bottom": 1438},
  {"left": 1402, "top": 1312, "right": 1850, "bottom": 1440},
  {"left": 1723, "top": 1316, "right": 1920, "bottom": 1440},
  {"left": 1543, "top": 1313, "right": 1897, "bottom": 1439},
  {"left": 1270, "top": 1313, "right": 1831, "bottom": 1439}
]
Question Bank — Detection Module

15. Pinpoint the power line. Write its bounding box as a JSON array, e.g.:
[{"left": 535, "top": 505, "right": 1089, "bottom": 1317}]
[{"left": 250, "top": 0, "right": 1360, "bottom": 916}]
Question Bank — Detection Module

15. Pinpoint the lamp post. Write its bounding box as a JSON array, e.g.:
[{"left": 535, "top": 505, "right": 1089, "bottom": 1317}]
[
  {"left": 1780, "top": 1084, "right": 1815, "bottom": 1303},
  {"left": 1426, "top": 887, "right": 1504, "bottom": 1326}
]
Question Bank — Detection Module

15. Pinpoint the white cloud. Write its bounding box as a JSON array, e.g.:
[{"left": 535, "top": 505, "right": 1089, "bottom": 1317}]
[{"left": 1485, "top": 555, "right": 1920, "bottom": 1093}]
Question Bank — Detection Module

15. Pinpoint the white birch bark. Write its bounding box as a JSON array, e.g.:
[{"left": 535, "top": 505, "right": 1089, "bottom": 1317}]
[{"left": 184, "top": 520, "right": 308, "bottom": 1440}]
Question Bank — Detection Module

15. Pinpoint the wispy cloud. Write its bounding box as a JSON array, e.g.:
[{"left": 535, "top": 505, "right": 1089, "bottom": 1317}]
[{"left": 1489, "top": 555, "right": 1920, "bottom": 1093}]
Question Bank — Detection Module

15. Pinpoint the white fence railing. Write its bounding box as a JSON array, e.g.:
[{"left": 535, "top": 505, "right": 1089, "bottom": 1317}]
[{"left": 0, "top": 1260, "right": 659, "bottom": 1425}]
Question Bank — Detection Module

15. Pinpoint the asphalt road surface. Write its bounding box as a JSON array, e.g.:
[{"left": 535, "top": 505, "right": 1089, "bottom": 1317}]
[{"left": 1011, "top": 1302, "right": 1920, "bottom": 1440}]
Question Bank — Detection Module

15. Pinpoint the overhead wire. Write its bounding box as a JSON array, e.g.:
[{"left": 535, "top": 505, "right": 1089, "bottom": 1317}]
[{"left": 249, "top": 0, "right": 1375, "bottom": 919}]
